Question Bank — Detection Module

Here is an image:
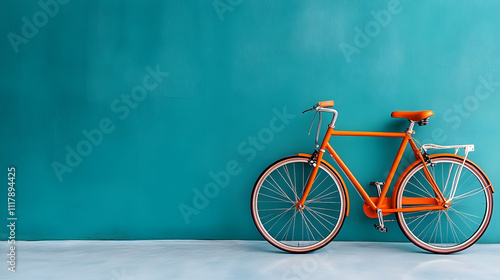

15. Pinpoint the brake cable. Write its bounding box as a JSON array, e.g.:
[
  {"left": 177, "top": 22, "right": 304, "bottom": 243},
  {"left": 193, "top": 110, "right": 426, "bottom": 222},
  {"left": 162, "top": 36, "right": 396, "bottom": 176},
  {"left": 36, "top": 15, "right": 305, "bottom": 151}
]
[{"left": 305, "top": 109, "right": 322, "bottom": 150}]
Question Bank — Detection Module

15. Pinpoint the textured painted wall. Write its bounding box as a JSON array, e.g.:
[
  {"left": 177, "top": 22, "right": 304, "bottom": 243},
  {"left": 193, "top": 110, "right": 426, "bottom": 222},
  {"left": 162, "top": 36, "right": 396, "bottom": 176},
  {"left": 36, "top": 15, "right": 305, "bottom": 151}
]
[{"left": 1, "top": 0, "right": 499, "bottom": 242}]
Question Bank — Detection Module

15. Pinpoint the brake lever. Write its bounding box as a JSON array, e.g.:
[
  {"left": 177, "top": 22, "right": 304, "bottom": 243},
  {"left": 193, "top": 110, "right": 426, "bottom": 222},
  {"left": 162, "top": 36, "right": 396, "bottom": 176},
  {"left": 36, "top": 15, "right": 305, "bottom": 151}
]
[{"left": 302, "top": 105, "right": 318, "bottom": 114}]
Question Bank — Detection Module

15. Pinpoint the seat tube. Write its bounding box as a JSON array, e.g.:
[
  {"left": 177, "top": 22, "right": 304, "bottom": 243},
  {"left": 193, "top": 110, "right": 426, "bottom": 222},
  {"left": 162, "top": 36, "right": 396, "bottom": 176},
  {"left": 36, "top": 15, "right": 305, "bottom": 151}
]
[
  {"left": 376, "top": 136, "right": 409, "bottom": 208},
  {"left": 296, "top": 127, "right": 334, "bottom": 209}
]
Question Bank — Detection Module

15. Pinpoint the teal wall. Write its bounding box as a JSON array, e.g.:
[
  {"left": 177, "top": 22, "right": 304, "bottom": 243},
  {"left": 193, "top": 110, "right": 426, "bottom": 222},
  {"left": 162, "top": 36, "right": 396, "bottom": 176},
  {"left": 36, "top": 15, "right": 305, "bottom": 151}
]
[{"left": 1, "top": 0, "right": 499, "bottom": 242}]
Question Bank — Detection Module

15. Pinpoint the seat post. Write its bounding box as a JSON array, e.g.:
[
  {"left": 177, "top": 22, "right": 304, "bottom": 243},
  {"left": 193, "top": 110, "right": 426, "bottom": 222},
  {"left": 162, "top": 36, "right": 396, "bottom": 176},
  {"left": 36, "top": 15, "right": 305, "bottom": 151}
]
[{"left": 407, "top": 121, "right": 416, "bottom": 134}]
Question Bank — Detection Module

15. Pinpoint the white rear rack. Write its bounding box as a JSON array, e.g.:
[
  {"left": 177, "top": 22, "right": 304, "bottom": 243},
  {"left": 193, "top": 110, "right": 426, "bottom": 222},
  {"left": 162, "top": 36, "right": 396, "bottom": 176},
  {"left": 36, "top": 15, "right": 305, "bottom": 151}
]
[
  {"left": 421, "top": 144, "right": 474, "bottom": 156},
  {"left": 420, "top": 144, "right": 475, "bottom": 203}
]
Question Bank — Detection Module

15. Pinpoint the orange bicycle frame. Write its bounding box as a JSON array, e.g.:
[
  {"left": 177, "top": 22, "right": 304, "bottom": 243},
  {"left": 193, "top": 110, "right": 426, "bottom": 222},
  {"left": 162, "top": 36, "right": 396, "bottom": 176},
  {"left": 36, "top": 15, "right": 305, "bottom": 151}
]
[{"left": 296, "top": 127, "right": 448, "bottom": 216}]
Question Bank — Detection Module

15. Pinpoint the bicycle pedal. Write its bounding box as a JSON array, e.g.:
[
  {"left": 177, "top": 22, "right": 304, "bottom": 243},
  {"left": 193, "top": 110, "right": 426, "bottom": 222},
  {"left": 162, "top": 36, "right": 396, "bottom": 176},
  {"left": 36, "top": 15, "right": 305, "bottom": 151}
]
[{"left": 374, "top": 224, "right": 388, "bottom": 233}]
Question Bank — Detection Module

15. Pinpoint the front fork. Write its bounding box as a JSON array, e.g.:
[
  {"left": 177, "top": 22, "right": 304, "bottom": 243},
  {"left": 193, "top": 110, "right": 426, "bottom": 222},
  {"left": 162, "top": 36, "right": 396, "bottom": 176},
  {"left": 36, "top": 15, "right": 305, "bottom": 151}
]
[
  {"left": 296, "top": 150, "right": 322, "bottom": 209},
  {"left": 296, "top": 128, "right": 334, "bottom": 209}
]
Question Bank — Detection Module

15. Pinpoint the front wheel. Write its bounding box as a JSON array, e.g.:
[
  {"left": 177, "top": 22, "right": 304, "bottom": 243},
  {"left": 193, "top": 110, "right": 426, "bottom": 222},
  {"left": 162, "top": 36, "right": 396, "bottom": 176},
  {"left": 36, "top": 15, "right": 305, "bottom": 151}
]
[
  {"left": 251, "top": 156, "right": 347, "bottom": 253},
  {"left": 395, "top": 155, "right": 494, "bottom": 254}
]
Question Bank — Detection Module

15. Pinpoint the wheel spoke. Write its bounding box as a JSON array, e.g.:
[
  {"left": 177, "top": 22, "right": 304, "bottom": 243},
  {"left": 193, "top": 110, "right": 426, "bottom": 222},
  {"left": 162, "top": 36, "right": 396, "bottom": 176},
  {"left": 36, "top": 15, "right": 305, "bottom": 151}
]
[
  {"left": 259, "top": 192, "right": 293, "bottom": 204},
  {"left": 276, "top": 209, "right": 299, "bottom": 241},
  {"left": 306, "top": 207, "right": 339, "bottom": 223},
  {"left": 304, "top": 207, "right": 333, "bottom": 231},
  {"left": 263, "top": 205, "right": 296, "bottom": 230},
  {"left": 276, "top": 168, "right": 299, "bottom": 202},
  {"left": 266, "top": 174, "right": 294, "bottom": 203},
  {"left": 306, "top": 189, "right": 339, "bottom": 204},
  {"left": 408, "top": 171, "right": 434, "bottom": 197},
  {"left": 261, "top": 183, "right": 293, "bottom": 203},
  {"left": 308, "top": 171, "right": 330, "bottom": 197},
  {"left": 452, "top": 185, "right": 490, "bottom": 202}
]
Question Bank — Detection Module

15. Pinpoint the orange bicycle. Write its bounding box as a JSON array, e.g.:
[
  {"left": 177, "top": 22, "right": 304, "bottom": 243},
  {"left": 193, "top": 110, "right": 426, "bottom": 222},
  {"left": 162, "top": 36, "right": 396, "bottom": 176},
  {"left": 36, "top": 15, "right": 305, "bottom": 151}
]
[{"left": 251, "top": 101, "right": 494, "bottom": 254}]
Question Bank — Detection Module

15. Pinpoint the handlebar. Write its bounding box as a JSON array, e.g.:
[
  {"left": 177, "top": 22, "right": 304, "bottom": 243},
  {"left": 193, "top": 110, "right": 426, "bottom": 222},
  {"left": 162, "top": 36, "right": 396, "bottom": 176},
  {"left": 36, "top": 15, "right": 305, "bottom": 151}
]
[
  {"left": 303, "top": 100, "right": 336, "bottom": 114},
  {"left": 303, "top": 101, "right": 339, "bottom": 148}
]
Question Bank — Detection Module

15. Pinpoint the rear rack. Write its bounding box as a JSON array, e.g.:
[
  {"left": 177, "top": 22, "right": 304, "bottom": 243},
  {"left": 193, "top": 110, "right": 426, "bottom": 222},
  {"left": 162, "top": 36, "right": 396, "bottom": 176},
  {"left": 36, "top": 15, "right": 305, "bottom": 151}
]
[
  {"left": 421, "top": 144, "right": 474, "bottom": 156},
  {"left": 420, "top": 144, "right": 475, "bottom": 203}
]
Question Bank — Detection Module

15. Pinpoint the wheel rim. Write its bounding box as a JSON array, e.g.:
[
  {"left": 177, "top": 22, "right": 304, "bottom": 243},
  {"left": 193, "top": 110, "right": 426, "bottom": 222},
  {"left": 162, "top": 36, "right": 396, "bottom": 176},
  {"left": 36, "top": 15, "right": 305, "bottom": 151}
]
[
  {"left": 252, "top": 157, "right": 346, "bottom": 252},
  {"left": 396, "top": 157, "right": 493, "bottom": 253}
]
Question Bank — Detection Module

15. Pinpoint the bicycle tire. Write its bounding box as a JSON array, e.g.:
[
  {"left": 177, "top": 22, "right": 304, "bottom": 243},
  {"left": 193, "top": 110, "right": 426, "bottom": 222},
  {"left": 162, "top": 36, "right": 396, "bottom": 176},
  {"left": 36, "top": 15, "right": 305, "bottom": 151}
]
[
  {"left": 251, "top": 155, "right": 347, "bottom": 253},
  {"left": 394, "top": 154, "right": 493, "bottom": 254}
]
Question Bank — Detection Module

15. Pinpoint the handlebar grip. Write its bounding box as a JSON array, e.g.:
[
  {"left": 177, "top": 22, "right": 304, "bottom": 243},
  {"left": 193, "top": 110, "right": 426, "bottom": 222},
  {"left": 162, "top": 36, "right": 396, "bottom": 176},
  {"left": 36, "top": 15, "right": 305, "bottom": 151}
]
[{"left": 318, "top": 100, "right": 334, "bottom": 107}]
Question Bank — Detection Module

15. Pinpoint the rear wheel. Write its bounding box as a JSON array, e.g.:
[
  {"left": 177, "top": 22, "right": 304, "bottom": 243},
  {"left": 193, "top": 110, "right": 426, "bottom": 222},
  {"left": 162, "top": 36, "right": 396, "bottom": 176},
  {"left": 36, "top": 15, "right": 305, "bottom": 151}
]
[
  {"left": 251, "top": 156, "right": 347, "bottom": 253},
  {"left": 395, "top": 155, "right": 493, "bottom": 254}
]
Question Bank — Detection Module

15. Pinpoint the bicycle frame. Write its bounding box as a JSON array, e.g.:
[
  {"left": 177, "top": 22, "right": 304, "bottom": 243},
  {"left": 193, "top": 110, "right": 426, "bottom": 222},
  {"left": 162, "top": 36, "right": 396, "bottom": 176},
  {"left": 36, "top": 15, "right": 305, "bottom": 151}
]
[
  {"left": 296, "top": 112, "right": 449, "bottom": 216},
  {"left": 252, "top": 102, "right": 494, "bottom": 254}
]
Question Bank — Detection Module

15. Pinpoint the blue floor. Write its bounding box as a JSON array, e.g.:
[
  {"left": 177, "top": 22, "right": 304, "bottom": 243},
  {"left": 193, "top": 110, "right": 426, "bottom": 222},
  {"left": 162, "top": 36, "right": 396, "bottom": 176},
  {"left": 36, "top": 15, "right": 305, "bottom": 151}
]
[{"left": 1, "top": 240, "right": 499, "bottom": 279}]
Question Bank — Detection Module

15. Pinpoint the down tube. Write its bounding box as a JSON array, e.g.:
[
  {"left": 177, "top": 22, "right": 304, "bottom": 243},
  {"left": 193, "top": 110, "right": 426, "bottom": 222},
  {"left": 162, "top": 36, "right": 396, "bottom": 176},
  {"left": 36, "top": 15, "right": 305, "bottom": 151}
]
[{"left": 325, "top": 143, "right": 377, "bottom": 210}]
